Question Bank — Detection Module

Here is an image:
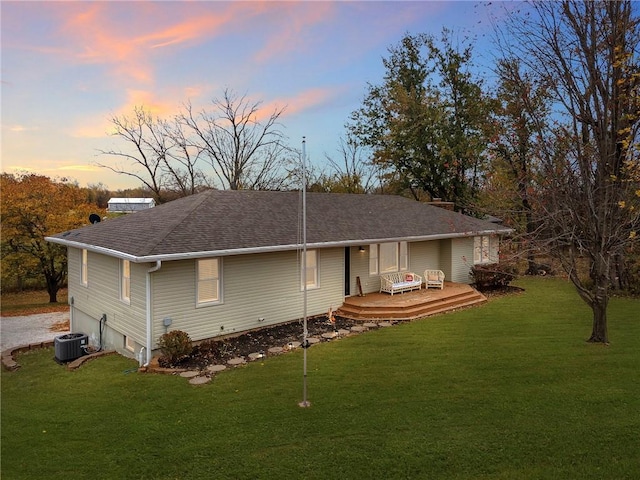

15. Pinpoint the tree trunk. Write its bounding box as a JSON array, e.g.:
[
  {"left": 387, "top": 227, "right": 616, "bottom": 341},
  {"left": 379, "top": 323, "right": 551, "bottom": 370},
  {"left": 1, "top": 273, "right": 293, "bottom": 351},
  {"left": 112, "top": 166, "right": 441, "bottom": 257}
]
[
  {"left": 46, "top": 278, "right": 59, "bottom": 303},
  {"left": 587, "top": 295, "right": 609, "bottom": 344}
]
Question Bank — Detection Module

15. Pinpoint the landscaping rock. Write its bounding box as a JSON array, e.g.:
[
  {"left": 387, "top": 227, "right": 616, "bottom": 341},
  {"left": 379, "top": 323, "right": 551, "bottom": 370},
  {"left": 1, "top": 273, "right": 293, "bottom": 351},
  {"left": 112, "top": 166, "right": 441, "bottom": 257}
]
[
  {"left": 206, "top": 364, "right": 227, "bottom": 373},
  {"left": 189, "top": 376, "right": 211, "bottom": 385},
  {"left": 227, "top": 357, "right": 246, "bottom": 366}
]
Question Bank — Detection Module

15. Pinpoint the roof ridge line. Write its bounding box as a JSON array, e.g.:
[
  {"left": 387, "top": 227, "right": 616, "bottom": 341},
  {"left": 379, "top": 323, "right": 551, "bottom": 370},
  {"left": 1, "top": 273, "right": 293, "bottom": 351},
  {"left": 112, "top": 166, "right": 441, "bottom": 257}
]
[{"left": 138, "top": 191, "right": 212, "bottom": 257}]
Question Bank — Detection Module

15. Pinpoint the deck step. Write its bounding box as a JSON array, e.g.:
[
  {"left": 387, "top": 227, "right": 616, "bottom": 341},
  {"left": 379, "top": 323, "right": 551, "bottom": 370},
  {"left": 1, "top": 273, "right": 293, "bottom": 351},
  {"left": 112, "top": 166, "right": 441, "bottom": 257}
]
[{"left": 337, "top": 290, "right": 487, "bottom": 321}]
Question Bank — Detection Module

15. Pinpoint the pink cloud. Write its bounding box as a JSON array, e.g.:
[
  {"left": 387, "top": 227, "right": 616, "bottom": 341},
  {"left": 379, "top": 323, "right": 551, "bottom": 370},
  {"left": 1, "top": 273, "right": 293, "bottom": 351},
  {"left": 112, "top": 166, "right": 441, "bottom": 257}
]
[
  {"left": 36, "top": 2, "right": 253, "bottom": 85},
  {"left": 252, "top": 2, "right": 336, "bottom": 64}
]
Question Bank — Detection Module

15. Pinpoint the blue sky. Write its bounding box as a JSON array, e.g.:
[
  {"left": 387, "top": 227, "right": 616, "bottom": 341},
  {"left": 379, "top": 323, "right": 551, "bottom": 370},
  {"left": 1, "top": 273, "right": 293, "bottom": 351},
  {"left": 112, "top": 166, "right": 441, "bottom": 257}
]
[{"left": 1, "top": 1, "right": 504, "bottom": 190}]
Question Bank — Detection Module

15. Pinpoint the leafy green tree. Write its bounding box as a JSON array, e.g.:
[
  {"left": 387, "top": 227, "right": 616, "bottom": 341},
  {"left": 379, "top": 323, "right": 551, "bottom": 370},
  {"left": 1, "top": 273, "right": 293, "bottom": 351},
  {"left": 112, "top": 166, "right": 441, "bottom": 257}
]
[
  {"left": 1, "top": 173, "right": 103, "bottom": 302},
  {"left": 349, "top": 30, "right": 494, "bottom": 210},
  {"left": 482, "top": 58, "right": 552, "bottom": 274}
]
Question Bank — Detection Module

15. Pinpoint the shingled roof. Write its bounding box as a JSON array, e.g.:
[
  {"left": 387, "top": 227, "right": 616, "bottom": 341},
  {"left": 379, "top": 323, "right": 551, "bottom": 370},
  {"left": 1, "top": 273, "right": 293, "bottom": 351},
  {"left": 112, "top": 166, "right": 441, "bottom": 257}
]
[{"left": 46, "top": 190, "right": 511, "bottom": 262}]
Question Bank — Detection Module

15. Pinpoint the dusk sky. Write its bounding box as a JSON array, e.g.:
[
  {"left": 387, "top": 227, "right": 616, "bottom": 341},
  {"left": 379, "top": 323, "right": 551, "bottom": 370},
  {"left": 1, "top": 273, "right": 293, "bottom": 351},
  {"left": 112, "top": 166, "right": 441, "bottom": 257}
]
[{"left": 1, "top": 1, "right": 504, "bottom": 190}]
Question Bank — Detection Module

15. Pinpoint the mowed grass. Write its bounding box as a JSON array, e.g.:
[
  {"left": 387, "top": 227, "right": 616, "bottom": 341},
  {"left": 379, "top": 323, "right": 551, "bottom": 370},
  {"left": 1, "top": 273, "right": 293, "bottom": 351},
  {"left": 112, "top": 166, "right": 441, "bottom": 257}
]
[{"left": 2, "top": 277, "right": 639, "bottom": 479}]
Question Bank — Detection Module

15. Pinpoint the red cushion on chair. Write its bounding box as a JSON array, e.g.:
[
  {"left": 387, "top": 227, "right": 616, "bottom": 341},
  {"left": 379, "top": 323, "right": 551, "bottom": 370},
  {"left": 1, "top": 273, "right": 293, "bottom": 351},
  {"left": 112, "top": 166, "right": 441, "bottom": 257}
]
[{"left": 405, "top": 273, "right": 414, "bottom": 282}]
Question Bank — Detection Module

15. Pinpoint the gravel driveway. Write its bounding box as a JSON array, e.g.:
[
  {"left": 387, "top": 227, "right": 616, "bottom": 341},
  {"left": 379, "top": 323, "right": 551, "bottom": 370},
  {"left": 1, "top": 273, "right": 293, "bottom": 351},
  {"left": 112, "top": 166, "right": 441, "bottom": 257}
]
[{"left": 0, "top": 312, "right": 70, "bottom": 352}]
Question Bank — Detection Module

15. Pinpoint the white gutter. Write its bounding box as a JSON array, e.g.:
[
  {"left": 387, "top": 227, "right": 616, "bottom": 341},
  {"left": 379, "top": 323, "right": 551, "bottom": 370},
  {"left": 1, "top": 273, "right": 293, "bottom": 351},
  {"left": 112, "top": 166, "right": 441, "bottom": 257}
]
[
  {"left": 145, "top": 261, "right": 162, "bottom": 366},
  {"left": 45, "top": 227, "right": 512, "bottom": 264}
]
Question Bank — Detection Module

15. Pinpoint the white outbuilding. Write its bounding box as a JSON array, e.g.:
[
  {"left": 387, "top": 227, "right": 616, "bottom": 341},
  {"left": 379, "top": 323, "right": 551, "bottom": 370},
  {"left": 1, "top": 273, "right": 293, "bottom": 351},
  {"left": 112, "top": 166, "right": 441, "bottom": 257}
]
[{"left": 107, "top": 198, "right": 156, "bottom": 213}]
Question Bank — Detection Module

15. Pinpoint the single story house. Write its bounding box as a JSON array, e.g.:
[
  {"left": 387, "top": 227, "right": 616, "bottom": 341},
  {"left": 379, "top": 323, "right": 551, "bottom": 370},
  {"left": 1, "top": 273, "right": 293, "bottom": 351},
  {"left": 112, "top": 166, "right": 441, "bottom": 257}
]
[
  {"left": 107, "top": 197, "right": 156, "bottom": 213},
  {"left": 46, "top": 190, "right": 512, "bottom": 365}
]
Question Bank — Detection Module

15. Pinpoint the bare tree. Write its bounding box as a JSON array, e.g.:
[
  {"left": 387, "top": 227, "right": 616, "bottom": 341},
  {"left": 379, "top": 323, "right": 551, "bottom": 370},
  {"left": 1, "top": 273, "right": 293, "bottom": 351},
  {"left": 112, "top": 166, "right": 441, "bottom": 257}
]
[
  {"left": 181, "top": 89, "right": 289, "bottom": 190},
  {"left": 163, "top": 120, "right": 210, "bottom": 196},
  {"left": 322, "top": 135, "right": 378, "bottom": 193},
  {"left": 98, "top": 107, "right": 208, "bottom": 203},
  {"left": 501, "top": 1, "right": 640, "bottom": 343},
  {"left": 98, "top": 107, "right": 168, "bottom": 202}
]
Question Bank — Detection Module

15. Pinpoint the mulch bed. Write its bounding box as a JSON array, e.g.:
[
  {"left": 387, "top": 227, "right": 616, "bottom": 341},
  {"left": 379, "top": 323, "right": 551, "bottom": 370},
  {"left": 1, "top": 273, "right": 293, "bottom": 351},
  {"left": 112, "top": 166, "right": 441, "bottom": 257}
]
[{"left": 159, "top": 315, "right": 360, "bottom": 371}]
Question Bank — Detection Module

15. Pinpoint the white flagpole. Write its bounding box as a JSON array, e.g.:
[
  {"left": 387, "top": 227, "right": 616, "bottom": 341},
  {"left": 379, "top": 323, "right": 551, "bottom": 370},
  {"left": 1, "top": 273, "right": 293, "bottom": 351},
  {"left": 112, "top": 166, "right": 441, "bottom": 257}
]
[{"left": 299, "top": 136, "right": 311, "bottom": 408}]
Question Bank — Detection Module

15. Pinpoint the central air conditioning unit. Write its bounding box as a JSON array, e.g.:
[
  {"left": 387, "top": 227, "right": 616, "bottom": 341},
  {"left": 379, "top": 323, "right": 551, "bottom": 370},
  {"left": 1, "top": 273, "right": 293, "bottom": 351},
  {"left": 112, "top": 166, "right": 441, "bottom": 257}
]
[{"left": 54, "top": 333, "right": 88, "bottom": 362}]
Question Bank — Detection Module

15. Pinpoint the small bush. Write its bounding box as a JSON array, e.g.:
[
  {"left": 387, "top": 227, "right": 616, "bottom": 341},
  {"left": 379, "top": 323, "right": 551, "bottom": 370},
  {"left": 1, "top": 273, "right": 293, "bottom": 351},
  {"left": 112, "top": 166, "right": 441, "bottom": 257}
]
[
  {"left": 471, "top": 264, "right": 517, "bottom": 291},
  {"left": 158, "top": 330, "right": 193, "bottom": 365}
]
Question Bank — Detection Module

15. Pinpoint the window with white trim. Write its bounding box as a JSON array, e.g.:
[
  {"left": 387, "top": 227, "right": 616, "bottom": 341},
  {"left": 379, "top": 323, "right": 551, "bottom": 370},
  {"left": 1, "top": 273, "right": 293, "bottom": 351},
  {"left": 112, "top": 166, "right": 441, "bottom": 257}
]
[
  {"left": 197, "top": 258, "right": 221, "bottom": 305},
  {"left": 121, "top": 259, "right": 131, "bottom": 304},
  {"left": 301, "top": 249, "right": 318, "bottom": 289},
  {"left": 369, "top": 244, "right": 378, "bottom": 275},
  {"left": 80, "top": 249, "right": 88, "bottom": 286},
  {"left": 474, "top": 236, "right": 491, "bottom": 264},
  {"left": 369, "top": 242, "right": 408, "bottom": 274},
  {"left": 124, "top": 336, "right": 135, "bottom": 352}
]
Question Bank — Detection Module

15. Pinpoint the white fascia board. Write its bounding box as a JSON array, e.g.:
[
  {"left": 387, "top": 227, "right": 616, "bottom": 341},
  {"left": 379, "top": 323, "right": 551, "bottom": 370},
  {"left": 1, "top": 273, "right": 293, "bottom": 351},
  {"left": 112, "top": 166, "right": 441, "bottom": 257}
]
[
  {"left": 45, "top": 236, "right": 141, "bottom": 262},
  {"left": 46, "top": 227, "right": 513, "bottom": 264}
]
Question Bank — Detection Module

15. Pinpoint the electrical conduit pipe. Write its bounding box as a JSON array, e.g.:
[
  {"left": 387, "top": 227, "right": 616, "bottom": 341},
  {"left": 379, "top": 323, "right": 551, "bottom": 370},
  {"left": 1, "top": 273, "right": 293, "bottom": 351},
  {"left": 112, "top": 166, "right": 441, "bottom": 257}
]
[{"left": 145, "top": 261, "right": 162, "bottom": 366}]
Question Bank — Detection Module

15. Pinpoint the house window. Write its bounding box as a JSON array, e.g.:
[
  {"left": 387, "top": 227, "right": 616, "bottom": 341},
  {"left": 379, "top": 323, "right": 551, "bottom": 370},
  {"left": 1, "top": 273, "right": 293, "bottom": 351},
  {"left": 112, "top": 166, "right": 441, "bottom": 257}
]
[
  {"left": 370, "top": 242, "right": 408, "bottom": 274},
  {"left": 197, "top": 258, "right": 221, "bottom": 305},
  {"left": 81, "top": 249, "right": 88, "bottom": 286},
  {"left": 399, "top": 241, "right": 408, "bottom": 271},
  {"left": 124, "top": 336, "right": 135, "bottom": 352},
  {"left": 474, "top": 236, "right": 492, "bottom": 264},
  {"left": 121, "top": 259, "right": 131, "bottom": 304},
  {"left": 301, "top": 249, "right": 318, "bottom": 289},
  {"left": 369, "top": 244, "right": 378, "bottom": 275}
]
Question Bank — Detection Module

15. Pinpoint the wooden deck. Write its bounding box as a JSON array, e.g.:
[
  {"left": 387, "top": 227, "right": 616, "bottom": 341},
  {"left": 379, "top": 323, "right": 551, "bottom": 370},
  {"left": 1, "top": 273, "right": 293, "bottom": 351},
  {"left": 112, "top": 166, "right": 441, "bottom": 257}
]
[{"left": 337, "top": 282, "right": 487, "bottom": 321}]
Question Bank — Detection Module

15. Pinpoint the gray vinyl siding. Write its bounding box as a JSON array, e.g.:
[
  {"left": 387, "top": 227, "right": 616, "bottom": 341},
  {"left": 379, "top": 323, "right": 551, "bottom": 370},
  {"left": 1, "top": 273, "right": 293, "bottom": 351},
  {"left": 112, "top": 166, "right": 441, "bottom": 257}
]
[
  {"left": 408, "top": 241, "right": 440, "bottom": 277},
  {"left": 350, "top": 246, "right": 378, "bottom": 294},
  {"left": 151, "top": 248, "right": 344, "bottom": 346},
  {"left": 67, "top": 247, "right": 147, "bottom": 348},
  {"left": 450, "top": 237, "right": 474, "bottom": 284},
  {"left": 439, "top": 240, "right": 453, "bottom": 282}
]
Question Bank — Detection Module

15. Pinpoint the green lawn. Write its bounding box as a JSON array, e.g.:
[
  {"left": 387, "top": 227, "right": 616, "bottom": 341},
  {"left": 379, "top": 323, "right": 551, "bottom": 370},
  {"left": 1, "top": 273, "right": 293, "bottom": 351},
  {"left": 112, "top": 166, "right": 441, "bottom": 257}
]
[{"left": 2, "top": 277, "right": 639, "bottom": 479}]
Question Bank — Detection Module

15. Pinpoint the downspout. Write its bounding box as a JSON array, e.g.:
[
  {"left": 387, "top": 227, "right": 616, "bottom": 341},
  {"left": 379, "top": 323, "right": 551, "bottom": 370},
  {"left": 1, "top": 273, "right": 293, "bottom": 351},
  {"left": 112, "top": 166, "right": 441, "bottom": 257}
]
[{"left": 144, "top": 261, "right": 162, "bottom": 366}]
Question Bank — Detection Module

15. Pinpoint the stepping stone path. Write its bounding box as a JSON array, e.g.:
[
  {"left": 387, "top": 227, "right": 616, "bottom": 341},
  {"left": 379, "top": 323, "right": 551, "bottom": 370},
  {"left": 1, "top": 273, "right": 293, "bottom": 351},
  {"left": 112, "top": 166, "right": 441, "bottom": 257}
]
[
  {"left": 321, "top": 332, "right": 337, "bottom": 339},
  {"left": 189, "top": 376, "right": 211, "bottom": 385},
  {"left": 248, "top": 352, "right": 265, "bottom": 361},
  {"left": 306, "top": 337, "right": 320, "bottom": 345},
  {"left": 378, "top": 321, "right": 393, "bottom": 327},
  {"left": 180, "top": 370, "right": 200, "bottom": 378},
  {"left": 337, "top": 329, "right": 350, "bottom": 336},
  {"left": 363, "top": 322, "right": 378, "bottom": 328},
  {"left": 207, "top": 364, "right": 227, "bottom": 373},
  {"left": 268, "top": 346, "right": 284, "bottom": 354},
  {"left": 351, "top": 326, "right": 368, "bottom": 333},
  {"left": 227, "top": 357, "right": 246, "bottom": 366},
  {"left": 287, "top": 341, "right": 301, "bottom": 349}
]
